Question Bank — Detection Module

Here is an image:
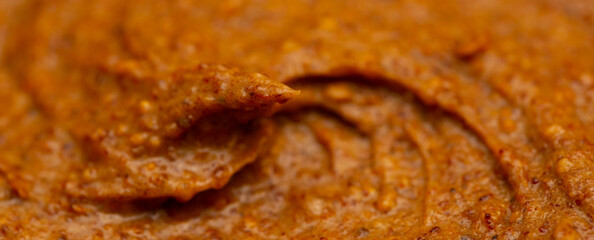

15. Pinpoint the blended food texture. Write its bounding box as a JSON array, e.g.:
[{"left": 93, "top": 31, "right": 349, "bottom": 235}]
[{"left": 1, "top": 0, "right": 594, "bottom": 239}]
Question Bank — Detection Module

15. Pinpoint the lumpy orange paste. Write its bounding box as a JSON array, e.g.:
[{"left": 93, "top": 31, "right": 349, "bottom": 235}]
[{"left": 1, "top": 0, "right": 594, "bottom": 239}]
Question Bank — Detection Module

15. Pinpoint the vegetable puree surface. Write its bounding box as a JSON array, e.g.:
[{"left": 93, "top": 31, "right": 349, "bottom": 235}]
[{"left": 1, "top": 0, "right": 594, "bottom": 239}]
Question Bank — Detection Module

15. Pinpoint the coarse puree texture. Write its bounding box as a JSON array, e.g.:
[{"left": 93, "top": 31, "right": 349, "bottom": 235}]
[{"left": 1, "top": 0, "right": 594, "bottom": 239}]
